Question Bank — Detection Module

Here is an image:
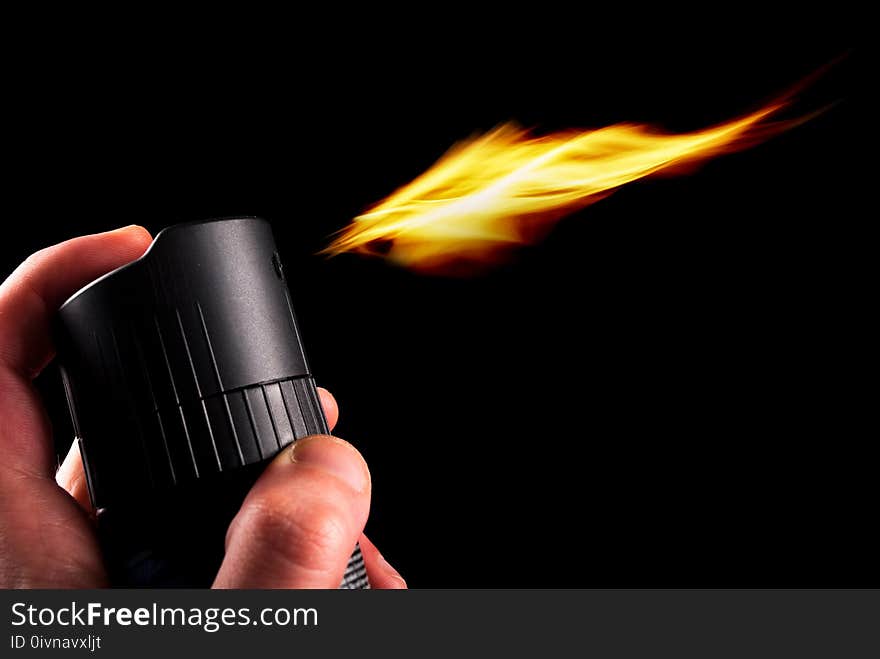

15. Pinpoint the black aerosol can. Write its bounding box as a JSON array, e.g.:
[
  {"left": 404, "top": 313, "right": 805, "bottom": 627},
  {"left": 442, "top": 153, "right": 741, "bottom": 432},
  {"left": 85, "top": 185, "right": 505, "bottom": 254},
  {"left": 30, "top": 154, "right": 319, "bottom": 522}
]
[{"left": 55, "top": 218, "right": 367, "bottom": 588}]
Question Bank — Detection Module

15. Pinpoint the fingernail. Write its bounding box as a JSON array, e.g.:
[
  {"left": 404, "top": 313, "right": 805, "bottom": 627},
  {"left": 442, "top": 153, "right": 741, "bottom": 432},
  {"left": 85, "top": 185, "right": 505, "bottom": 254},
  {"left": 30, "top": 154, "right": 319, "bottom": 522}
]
[
  {"left": 289, "top": 435, "right": 370, "bottom": 492},
  {"left": 377, "top": 553, "right": 407, "bottom": 588},
  {"left": 113, "top": 224, "right": 144, "bottom": 234}
]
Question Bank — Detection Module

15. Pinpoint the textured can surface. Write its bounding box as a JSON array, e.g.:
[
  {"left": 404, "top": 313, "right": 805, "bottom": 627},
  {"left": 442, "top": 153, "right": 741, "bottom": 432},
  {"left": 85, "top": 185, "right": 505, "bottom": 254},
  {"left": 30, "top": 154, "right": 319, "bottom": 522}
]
[{"left": 57, "top": 217, "right": 368, "bottom": 588}]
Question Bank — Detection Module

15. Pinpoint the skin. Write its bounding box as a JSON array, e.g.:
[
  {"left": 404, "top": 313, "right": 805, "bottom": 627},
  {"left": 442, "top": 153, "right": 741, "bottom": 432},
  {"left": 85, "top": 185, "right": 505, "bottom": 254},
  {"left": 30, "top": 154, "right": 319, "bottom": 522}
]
[{"left": 0, "top": 226, "right": 406, "bottom": 589}]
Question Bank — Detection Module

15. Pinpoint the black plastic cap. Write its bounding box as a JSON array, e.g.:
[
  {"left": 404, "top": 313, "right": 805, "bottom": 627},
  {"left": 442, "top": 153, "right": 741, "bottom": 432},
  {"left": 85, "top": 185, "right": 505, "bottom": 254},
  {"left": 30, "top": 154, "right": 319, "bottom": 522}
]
[{"left": 56, "top": 218, "right": 328, "bottom": 509}]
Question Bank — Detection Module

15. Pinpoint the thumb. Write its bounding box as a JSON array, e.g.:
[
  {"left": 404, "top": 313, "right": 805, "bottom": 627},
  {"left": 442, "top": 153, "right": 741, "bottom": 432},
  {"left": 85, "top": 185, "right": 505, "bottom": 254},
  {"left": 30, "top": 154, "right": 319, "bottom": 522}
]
[{"left": 214, "top": 435, "right": 371, "bottom": 588}]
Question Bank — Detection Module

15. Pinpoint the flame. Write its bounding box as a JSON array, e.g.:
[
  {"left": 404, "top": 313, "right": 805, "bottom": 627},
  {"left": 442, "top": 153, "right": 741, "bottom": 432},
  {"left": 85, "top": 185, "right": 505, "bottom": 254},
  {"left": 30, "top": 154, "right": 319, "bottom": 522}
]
[{"left": 324, "top": 100, "right": 798, "bottom": 273}]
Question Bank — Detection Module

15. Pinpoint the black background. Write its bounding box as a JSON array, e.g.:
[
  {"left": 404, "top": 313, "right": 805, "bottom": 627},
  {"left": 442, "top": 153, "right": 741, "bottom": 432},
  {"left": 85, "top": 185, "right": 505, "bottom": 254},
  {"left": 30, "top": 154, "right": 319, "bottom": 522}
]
[{"left": 3, "top": 26, "right": 869, "bottom": 586}]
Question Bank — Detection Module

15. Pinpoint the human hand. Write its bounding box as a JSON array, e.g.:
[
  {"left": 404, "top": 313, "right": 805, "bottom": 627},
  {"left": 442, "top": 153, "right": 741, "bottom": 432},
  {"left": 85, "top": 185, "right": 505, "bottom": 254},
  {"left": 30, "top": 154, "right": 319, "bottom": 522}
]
[{"left": 0, "top": 226, "right": 405, "bottom": 589}]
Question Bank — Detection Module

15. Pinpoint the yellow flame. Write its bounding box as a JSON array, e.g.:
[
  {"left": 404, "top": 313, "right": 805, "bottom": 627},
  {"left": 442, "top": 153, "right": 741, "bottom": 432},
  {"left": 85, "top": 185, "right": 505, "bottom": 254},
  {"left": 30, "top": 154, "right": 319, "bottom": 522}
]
[{"left": 324, "top": 101, "right": 793, "bottom": 273}]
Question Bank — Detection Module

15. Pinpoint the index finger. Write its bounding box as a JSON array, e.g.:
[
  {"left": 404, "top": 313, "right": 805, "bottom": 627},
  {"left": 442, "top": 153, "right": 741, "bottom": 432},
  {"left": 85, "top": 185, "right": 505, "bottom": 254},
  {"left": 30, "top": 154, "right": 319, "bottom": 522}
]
[
  {"left": 0, "top": 225, "right": 152, "bottom": 477},
  {"left": 0, "top": 225, "right": 153, "bottom": 379}
]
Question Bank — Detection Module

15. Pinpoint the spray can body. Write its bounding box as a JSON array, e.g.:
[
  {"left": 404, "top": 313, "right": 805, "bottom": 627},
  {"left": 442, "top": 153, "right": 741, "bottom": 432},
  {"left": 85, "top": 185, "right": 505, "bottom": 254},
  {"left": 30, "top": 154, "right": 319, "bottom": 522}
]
[{"left": 56, "top": 218, "right": 367, "bottom": 587}]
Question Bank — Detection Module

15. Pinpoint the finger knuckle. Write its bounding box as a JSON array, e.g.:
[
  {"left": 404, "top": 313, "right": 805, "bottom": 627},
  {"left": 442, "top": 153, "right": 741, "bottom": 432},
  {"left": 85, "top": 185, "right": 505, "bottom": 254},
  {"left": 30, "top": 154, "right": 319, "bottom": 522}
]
[{"left": 234, "top": 495, "right": 349, "bottom": 573}]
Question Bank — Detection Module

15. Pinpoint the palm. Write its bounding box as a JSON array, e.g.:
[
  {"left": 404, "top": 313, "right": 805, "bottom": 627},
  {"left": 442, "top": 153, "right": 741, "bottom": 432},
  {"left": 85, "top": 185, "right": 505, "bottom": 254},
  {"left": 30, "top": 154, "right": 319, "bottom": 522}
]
[
  {"left": 0, "top": 226, "right": 150, "bottom": 587},
  {"left": 0, "top": 470, "right": 105, "bottom": 587}
]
